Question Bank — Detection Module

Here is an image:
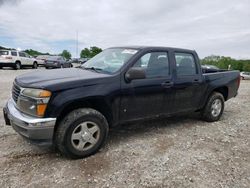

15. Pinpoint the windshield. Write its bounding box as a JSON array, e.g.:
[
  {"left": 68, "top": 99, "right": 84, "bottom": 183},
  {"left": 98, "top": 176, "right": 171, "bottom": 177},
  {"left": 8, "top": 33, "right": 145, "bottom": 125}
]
[
  {"left": 0, "top": 50, "right": 9, "bottom": 56},
  {"left": 81, "top": 48, "right": 138, "bottom": 74}
]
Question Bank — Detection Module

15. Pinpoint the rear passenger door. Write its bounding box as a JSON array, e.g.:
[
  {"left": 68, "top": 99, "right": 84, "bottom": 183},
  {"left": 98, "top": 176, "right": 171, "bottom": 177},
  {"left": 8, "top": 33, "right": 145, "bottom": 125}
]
[
  {"left": 173, "top": 52, "right": 204, "bottom": 112},
  {"left": 11, "top": 51, "right": 18, "bottom": 62}
]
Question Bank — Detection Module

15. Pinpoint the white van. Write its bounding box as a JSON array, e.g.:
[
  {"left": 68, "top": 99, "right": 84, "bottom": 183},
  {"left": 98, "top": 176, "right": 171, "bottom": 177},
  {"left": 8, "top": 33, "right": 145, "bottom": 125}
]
[{"left": 0, "top": 50, "right": 38, "bottom": 69}]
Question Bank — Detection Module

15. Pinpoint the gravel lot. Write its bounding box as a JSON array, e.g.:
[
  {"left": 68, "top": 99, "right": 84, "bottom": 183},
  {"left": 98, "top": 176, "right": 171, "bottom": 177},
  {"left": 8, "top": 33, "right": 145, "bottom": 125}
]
[{"left": 0, "top": 68, "right": 249, "bottom": 188}]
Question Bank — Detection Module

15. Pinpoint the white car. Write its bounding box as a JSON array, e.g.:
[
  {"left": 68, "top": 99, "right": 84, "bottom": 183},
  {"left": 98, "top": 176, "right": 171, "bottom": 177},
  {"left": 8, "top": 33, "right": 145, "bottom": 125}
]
[
  {"left": 240, "top": 72, "right": 250, "bottom": 80},
  {"left": 35, "top": 55, "right": 50, "bottom": 66},
  {"left": 0, "top": 50, "right": 38, "bottom": 69}
]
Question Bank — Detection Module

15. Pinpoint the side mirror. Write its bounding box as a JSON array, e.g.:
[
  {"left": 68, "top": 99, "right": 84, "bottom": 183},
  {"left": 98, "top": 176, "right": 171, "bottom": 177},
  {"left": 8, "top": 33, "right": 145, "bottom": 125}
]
[{"left": 125, "top": 67, "right": 146, "bottom": 82}]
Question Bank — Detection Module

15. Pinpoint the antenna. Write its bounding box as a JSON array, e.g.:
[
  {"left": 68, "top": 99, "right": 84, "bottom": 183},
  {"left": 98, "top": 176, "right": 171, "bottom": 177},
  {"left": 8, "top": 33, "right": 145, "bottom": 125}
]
[{"left": 76, "top": 30, "right": 78, "bottom": 58}]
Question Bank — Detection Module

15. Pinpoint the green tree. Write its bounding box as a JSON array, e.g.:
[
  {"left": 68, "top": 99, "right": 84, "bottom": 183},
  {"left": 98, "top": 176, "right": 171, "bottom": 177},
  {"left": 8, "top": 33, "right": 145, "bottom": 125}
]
[
  {"left": 201, "top": 55, "right": 250, "bottom": 71},
  {"left": 243, "top": 62, "right": 250, "bottom": 72},
  {"left": 80, "top": 46, "right": 102, "bottom": 58},
  {"left": 80, "top": 48, "right": 91, "bottom": 58},
  {"left": 61, "top": 50, "right": 72, "bottom": 60},
  {"left": 89, "top": 46, "right": 102, "bottom": 57},
  {"left": 24, "top": 49, "right": 50, "bottom": 57}
]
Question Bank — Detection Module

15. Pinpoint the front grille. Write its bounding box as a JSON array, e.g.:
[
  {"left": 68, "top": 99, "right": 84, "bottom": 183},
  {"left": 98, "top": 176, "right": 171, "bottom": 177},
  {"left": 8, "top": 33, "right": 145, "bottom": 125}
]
[{"left": 12, "top": 83, "right": 21, "bottom": 103}]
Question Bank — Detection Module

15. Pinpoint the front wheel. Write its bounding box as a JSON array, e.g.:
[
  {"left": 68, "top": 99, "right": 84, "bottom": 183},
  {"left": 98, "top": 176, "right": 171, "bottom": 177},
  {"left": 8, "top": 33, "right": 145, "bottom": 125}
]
[
  {"left": 54, "top": 108, "right": 109, "bottom": 159},
  {"left": 201, "top": 92, "right": 224, "bottom": 122},
  {"left": 33, "top": 62, "right": 38, "bottom": 69},
  {"left": 15, "top": 62, "right": 21, "bottom": 70}
]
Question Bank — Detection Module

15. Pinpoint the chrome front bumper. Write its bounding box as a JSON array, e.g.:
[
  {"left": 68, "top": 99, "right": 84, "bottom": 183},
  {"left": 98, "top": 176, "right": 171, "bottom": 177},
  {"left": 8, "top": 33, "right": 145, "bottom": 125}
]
[{"left": 3, "top": 99, "right": 56, "bottom": 141}]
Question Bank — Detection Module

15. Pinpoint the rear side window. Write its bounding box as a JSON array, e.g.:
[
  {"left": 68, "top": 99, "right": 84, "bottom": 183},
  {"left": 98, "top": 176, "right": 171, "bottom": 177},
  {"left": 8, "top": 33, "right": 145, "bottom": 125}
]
[
  {"left": 175, "top": 53, "right": 197, "bottom": 76},
  {"left": 0, "top": 51, "right": 9, "bottom": 55},
  {"left": 11, "top": 51, "right": 17, "bottom": 56}
]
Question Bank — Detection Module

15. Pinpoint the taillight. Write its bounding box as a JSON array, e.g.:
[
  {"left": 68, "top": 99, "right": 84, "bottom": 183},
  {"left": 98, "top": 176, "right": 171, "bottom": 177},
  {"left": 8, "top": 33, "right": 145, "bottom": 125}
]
[{"left": 237, "top": 75, "right": 241, "bottom": 88}]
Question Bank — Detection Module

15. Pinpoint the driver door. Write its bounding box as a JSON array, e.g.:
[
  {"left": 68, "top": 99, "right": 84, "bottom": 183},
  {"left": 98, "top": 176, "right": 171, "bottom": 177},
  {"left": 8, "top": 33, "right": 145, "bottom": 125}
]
[{"left": 120, "top": 51, "right": 174, "bottom": 121}]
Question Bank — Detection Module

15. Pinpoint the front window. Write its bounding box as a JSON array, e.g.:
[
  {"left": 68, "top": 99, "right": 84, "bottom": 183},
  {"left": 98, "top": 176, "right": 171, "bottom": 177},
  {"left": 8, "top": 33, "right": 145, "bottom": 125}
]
[
  {"left": 19, "top": 52, "right": 25, "bottom": 57},
  {"left": 81, "top": 48, "right": 138, "bottom": 74},
  {"left": 133, "top": 52, "right": 169, "bottom": 78}
]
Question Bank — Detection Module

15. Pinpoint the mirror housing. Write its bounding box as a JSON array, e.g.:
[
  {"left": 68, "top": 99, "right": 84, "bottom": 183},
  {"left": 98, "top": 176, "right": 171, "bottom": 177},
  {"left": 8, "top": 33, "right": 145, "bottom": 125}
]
[{"left": 125, "top": 67, "right": 146, "bottom": 82}]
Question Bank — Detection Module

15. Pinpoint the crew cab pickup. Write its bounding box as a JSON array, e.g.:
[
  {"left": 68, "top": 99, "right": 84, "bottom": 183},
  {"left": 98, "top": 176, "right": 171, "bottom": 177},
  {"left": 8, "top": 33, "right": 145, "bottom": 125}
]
[{"left": 3, "top": 46, "right": 240, "bottom": 158}]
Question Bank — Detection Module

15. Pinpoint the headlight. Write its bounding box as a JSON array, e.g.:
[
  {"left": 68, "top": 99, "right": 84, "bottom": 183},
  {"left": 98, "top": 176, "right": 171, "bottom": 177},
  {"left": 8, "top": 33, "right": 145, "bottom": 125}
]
[
  {"left": 17, "top": 88, "right": 51, "bottom": 117},
  {"left": 22, "top": 88, "right": 51, "bottom": 98}
]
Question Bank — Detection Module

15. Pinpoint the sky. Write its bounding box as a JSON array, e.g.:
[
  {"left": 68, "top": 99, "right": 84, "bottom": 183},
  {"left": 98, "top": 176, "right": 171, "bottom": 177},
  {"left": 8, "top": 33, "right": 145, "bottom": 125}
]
[{"left": 0, "top": 0, "right": 249, "bottom": 58}]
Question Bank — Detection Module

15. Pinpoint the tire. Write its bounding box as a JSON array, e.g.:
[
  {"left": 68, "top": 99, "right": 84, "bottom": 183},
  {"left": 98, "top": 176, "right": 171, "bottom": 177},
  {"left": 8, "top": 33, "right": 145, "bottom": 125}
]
[
  {"left": 54, "top": 108, "right": 109, "bottom": 159},
  {"left": 201, "top": 92, "right": 224, "bottom": 122},
  {"left": 33, "top": 62, "right": 38, "bottom": 69},
  {"left": 15, "top": 62, "right": 21, "bottom": 70}
]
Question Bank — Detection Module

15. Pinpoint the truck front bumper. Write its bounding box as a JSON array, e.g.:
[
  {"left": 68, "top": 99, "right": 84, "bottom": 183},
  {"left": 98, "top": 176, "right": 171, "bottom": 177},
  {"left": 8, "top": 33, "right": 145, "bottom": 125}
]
[{"left": 3, "top": 99, "right": 56, "bottom": 141}]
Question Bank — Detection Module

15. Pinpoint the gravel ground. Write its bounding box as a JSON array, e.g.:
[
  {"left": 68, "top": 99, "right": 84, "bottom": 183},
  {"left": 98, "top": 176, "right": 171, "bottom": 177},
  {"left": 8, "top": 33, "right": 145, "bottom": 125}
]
[{"left": 0, "top": 68, "right": 249, "bottom": 188}]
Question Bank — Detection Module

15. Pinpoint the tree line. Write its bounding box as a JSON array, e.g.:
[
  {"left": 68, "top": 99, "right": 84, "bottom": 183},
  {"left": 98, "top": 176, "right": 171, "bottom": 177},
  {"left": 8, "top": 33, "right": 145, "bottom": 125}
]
[
  {"left": 25, "top": 46, "right": 102, "bottom": 60},
  {"left": 0, "top": 45, "right": 102, "bottom": 60},
  {"left": 1, "top": 45, "right": 250, "bottom": 71},
  {"left": 201, "top": 55, "right": 250, "bottom": 72}
]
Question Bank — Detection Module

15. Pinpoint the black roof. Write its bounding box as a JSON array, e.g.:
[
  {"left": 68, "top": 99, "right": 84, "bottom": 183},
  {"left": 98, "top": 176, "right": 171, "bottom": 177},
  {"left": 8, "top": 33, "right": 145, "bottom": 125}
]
[{"left": 109, "top": 46, "right": 196, "bottom": 53}]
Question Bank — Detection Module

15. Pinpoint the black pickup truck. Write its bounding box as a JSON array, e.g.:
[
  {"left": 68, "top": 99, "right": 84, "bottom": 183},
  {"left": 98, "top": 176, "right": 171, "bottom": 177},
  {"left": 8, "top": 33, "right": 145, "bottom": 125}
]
[{"left": 3, "top": 46, "right": 240, "bottom": 158}]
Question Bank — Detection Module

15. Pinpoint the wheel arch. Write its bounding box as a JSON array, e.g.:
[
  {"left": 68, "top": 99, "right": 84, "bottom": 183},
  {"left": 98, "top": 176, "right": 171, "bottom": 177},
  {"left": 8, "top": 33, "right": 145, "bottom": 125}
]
[
  {"left": 53, "top": 98, "right": 113, "bottom": 137},
  {"left": 213, "top": 86, "right": 228, "bottom": 101},
  {"left": 199, "top": 86, "right": 228, "bottom": 111},
  {"left": 15, "top": 60, "right": 21, "bottom": 64}
]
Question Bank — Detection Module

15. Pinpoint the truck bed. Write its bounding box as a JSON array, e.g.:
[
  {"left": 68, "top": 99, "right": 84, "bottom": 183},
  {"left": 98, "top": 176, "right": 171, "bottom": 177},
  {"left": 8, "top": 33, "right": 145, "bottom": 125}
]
[{"left": 203, "top": 70, "right": 240, "bottom": 100}]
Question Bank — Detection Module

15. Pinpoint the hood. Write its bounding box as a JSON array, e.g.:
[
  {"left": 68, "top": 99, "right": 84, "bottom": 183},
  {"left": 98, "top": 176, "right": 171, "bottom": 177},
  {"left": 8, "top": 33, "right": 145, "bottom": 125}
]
[{"left": 15, "top": 68, "right": 111, "bottom": 91}]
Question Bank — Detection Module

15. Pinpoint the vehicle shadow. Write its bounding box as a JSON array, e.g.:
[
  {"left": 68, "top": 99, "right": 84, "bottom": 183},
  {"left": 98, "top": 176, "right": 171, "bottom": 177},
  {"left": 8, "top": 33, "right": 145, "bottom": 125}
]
[
  {"left": 6, "top": 112, "right": 203, "bottom": 160},
  {"left": 107, "top": 112, "right": 203, "bottom": 146}
]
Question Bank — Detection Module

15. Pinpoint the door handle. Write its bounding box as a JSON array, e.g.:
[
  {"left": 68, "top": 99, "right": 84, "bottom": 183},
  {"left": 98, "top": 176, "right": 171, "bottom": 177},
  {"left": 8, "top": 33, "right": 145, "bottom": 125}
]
[
  {"left": 161, "top": 81, "right": 173, "bottom": 88},
  {"left": 193, "top": 79, "right": 200, "bottom": 85}
]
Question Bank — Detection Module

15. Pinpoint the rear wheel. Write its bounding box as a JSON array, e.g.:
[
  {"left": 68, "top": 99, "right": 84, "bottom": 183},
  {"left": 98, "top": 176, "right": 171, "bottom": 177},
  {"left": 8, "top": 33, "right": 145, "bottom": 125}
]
[
  {"left": 54, "top": 108, "right": 109, "bottom": 159},
  {"left": 15, "top": 62, "right": 21, "bottom": 70},
  {"left": 201, "top": 92, "right": 224, "bottom": 122},
  {"left": 33, "top": 62, "right": 38, "bottom": 69}
]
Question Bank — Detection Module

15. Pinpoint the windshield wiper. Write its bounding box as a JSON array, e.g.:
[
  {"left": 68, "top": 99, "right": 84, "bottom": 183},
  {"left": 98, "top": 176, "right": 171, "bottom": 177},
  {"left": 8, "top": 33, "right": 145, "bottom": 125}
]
[{"left": 81, "top": 66, "right": 103, "bottom": 73}]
